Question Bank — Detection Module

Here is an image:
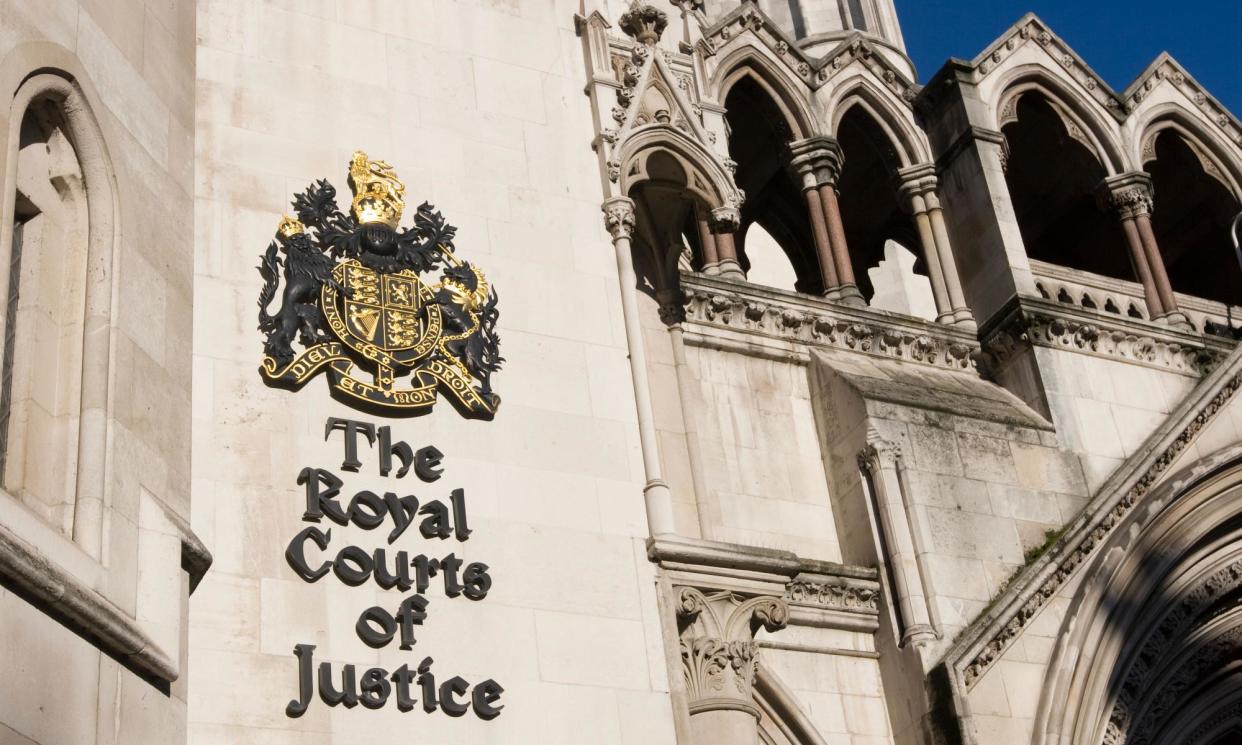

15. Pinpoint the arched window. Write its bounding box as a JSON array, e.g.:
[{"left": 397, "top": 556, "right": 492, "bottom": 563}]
[
  {"left": 835, "top": 105, "right": 922, "bottom": 301},
  {"left": 1002, "top": 93, "right": 1131, "bottom": 280},
  {"left": 1145, "top": 130, "right": 1242, "bottom": 306},
  {"left": 1, "top": 73, "right": 114, "bottom": 553},
  {"left": 723, "top": 75, "right": 820, "bottom": 293}
]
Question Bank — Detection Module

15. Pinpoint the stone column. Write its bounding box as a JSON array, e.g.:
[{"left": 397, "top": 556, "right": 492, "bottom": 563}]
[
  {"left": 897, "top": 167, "right": 953, "bottom": 323},
  {"left": 917, "top": 68, "right": 1040, "bottom": 323},
  {"left": 819, "top": 184, "right": 866, "bottom": 306},
  {"left": 788, "top": 137, "right": 865, "bottom": 306},
  {"left": 924, "top": 191, "right": 976, "bottom": 329},
  {"left": 710, "top": 206, "right": 745, "bottom": 280},
  {"left": 676, "top": 587, "right": 789, "bottom": 745},
  {"left": 789, "top": 138, "right": 841, "bottom": 297},
  {"left": 694, "top": 204, "right": 720, "bottom": 275},
  {"left": 858, "top": 435, "right": 936, "bottom": 646},
  {"left": 1100, "top": 173, "right": 1190, "bottom": 329},
  {"left": 602, "top": 196, "right": 676, "bottom": 536}
]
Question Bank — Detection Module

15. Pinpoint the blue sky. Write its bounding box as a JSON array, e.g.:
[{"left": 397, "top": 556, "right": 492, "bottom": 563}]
[{"left": 897, "top": 0, "right": 1242, "bottom": 115}]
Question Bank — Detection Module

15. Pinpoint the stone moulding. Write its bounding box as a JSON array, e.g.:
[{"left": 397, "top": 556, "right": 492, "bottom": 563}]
[
  {"left": 649, "top": 535, "right": 881, "bottom": 627},
  {"left": 950, "top": 346, "right": 1242, "bottom": 689},
  {"left": 0, "top": 503, "right": 211, "bottom": 685},
  {"left": 681, "top": 273, "right": 978, "bottom": 371},
  {"left": 786, "top": 575, "right": 879, "bottom": 614},
  {"left": 978, "top": 296, "right": 1231, "bottom": 378},
  {"left": 698, "top": 2, "right": 920, "bottom": 101}
]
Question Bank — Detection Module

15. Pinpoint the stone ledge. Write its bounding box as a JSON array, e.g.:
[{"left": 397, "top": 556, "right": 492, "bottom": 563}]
[
  {"left": 682, "top": 272, "right": 979, "bottom": 372},
  {"left": 649, "top": 535, "right": 880, "bottom": 623},
  {"left": 978, "top": 295, "right": 1234, "bottom": 377},
  {"left": 0, "top": 499, "right": 211, "bottom": 685}
]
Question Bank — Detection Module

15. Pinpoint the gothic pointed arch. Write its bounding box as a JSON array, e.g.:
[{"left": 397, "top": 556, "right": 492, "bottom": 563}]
[
  {"left": 829, "top": 77, "right": 929, "bottom": 168},
  {"left": 721, "top": 73, "right": 821, "bottom": 292},
  {"left": 1135, "top": 112, "right": 1242, "bottom": 306},
  {"left": 832, "top": 101, "right": 922, "bottom": 299},
  {"left": 1000, "top": 90, "right": 1134, "bottom": 281},
  {"left": 616, "top": 125, "right": 742, "bottom": 294},
  {"left": 1035, "top": 445, "right": 1242, "bottom": 745},
  {"left": 990, "top": 64, "right": 1126, "bottom": 173},
  {"left": 1136, "top": 108, "right": 1242, "bottom": 199},
  {"left": 713, "top": 47, "right": 816, "bottom": 142}
]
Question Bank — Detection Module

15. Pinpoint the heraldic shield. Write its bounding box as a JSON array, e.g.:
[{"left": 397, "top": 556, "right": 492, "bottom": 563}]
[{"left": 257, "top": 151, "right": 502, "bottom": 419}]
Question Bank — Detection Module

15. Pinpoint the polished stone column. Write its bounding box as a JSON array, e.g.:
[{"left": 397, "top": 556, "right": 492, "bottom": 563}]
[
  {"left": 818, "top": 184, "right": 865, "bottom": 305},
  {"left": 789, "top": 138, "right": 841, "bottom": 296},
  {"left": 1101, "top": 173, "right": 1189, "bottom": 329},
  {"left": 924, "top": 192, "right": 975, "bottom": 328},
  {"left": 710, "top": 206, "right": 744, "bottom": 280},
  {"left": 602, "top": 196, "right": 675, "bottom": 536},
  {"left": 790, "top": 136, "right": 863, "bottom": 304},
  {"left": 694, "top": 204, "right": 720, "bottom": 275},
  {"left": 898, "top": 168, "right": 952, "bottom": 323}
]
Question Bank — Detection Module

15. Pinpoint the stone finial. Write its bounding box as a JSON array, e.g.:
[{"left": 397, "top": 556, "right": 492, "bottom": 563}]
[{"left": 619, "top": 2, "right": 668, "bottom": 45}]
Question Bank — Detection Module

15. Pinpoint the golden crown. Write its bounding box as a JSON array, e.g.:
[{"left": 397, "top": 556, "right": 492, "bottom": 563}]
[
  {"left": 277, "top": 215, "right": 305, "bottom": 238},
  {"left": 349, "top": 151, "right": 405, "bottom": 229}
]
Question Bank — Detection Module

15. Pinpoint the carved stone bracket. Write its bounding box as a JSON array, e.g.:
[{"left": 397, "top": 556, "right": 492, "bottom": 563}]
[
  {"left": 1099, "top": 172, "right": 1155, "bottom": 220},
  {"left": 683, "top": 274, "right": 978, "bottom": 371},
  {"left": 602, "top": 196, "right": 636, "bottom": 240},
  {"left": 788, "top": 136, "right": 844, "bottom": 191}
]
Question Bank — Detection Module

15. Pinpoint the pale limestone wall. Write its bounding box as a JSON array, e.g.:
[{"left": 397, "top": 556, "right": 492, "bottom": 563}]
[
  {"left": 190, "top": 1, "right": 676, "bottom": 743},
  {"left": 1033, "top": 347, "right": 1198, "bottom": 492},
  {"left": 960, "top": 375, "right": 1242, "bottom": 744},
  {"left": 761, "top": 633, "right": 896, "bottom": 743},
  {"left": 808, "top": 352, "right": 1091, "bottom": 647},
  {"left": 0, "top": 0, "right": 197, "bottom": 743},
  {"left": 681, "top": 343, "right": 843, "bottom": 562}
]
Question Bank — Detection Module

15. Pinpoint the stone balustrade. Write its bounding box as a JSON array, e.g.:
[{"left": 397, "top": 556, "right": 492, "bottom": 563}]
[{"left": 1029, "top": 259, "right": 1242, "bottom": 338}]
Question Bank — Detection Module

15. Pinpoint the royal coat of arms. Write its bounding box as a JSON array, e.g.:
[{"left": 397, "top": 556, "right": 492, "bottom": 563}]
[{"left": 257, "top": 152, "right": 502, "bottom": 419}]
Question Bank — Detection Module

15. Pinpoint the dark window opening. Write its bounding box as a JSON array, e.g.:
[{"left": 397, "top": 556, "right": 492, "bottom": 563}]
[{"left": 1146, "top": 131, "right": 1242, "bottom": 306}]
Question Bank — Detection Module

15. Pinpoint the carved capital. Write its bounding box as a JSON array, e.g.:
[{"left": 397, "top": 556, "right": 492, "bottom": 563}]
[
  {"left": 602, "top": 196, "right": 636, "bottom": 240},
  {"left": 1099, "top": 172, "right": 1155, "bottom": 220},
  {"left": 896, "top": 163, "right": 940, "bottom": 213},
  {"left": 709, "top": 206, "right": 740, "bottom": 233},
  {"left": 858, "top": 431, "right": 901, "bottom": 474},
  {"left": 675, "top": 587, "right": 789, "bottom": 704},
  {"left": 788, "top": 136, "right": 844, "bottom": 190},
  {"left": 618, "top": 1, "right": 667, "bottom": 45}
]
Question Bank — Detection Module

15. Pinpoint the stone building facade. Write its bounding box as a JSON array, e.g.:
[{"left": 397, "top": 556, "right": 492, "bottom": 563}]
[{"left": 1, "top": 1, "right": 1241, "bottom": 744}]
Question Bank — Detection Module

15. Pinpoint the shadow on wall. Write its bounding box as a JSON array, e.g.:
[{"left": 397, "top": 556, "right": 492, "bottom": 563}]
[{"left": 1037, "top": 452, "right": 1242, "bottom": 744}]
